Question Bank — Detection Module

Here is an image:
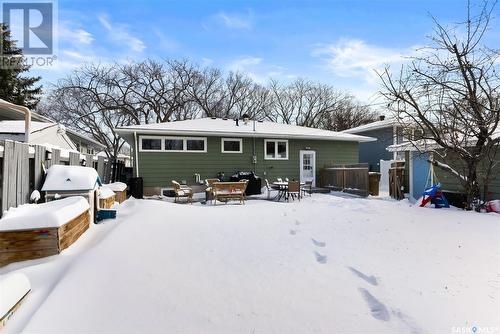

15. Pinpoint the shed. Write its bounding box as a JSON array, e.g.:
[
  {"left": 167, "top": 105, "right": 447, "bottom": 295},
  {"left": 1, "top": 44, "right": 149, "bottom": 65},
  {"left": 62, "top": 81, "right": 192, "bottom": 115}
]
[{"left": 41, "top": 165, "right": 102, "bottom": 223}]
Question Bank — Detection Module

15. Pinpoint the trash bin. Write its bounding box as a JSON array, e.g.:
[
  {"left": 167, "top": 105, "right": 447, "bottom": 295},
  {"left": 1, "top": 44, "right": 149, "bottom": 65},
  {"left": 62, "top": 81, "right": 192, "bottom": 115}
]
[
  {"left": 368, "top": 172, "right": 381, "bottom": 196},
  {"left": 229, "top": 171, "right": 262, "bottom": 195},
  {"left": 128, "top": 177, "right": 143, "bottom": 199}
]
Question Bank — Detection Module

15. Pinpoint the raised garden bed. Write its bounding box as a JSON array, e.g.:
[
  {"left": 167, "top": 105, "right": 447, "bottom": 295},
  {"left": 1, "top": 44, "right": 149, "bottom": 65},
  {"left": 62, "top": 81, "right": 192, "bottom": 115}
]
[{"left": 0, "top": 197, "right": 90, "bottom": 267}]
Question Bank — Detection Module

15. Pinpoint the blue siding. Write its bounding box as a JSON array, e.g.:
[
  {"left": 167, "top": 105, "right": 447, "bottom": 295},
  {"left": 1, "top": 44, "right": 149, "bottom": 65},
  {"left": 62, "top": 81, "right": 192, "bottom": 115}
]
[
  {"left": 412, "top": 152, "right": 430, "bottom": 199},
  {"left": 356, "top": 128, "right": 394, "bottom": 172}
]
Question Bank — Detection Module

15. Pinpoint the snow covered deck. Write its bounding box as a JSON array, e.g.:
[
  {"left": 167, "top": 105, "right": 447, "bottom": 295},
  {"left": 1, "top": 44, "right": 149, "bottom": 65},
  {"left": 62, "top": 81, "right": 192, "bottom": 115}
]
[{"left": 1, "top": 194, "right": 499, "bottom": 333}]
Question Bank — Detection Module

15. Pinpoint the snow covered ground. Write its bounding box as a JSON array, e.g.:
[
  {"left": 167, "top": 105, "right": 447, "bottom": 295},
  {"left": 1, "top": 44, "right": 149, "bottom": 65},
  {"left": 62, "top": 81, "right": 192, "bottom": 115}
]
[{"left": 1, "top": 193, "right": 499, "bottom": 334}]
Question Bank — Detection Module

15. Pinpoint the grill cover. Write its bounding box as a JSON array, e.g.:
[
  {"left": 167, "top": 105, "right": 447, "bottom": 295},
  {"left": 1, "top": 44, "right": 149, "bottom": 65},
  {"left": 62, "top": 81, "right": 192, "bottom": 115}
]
[{"left": 229, "top": 171, "right": 262, "bottom": 196}]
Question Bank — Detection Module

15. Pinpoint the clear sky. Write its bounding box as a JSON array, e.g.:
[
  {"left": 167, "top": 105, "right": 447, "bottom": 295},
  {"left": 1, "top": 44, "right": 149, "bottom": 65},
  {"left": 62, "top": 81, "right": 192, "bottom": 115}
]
[{"left": 25, "top": 0, "right": 500, "bottom": 105}]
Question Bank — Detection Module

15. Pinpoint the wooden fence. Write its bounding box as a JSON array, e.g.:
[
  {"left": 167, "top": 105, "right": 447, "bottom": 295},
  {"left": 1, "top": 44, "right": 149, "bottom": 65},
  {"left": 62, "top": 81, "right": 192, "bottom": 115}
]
[
  {"left": 0, "top": 140, "right": 111, "bottom": 216},
  {"left": 319, "top": 163, "right": 369, "bottom": 197}
]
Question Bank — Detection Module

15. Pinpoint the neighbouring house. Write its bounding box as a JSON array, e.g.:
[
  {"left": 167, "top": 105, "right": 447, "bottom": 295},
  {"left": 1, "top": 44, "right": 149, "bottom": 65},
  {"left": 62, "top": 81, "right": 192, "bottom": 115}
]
[
  {"left": 0, "top": 99, "right": 105, "bottom": 154},
  {"left": 342, "top": 115, "right": 402, "bottom": 172},
  {"left": 0, "top": 120, "right": 78, "bottom": 151},
  {"left": 387, "top": 134, "right": 500, "bottom": 204},
  {"left": 115, "top": 117, "right": 375, "bottom": 196}
]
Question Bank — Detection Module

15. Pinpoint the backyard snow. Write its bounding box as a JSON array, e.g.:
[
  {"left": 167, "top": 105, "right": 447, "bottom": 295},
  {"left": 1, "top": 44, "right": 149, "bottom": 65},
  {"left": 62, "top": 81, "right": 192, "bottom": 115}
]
[{"left": 1, "top": 194, "right": 499, "bottom": 334}]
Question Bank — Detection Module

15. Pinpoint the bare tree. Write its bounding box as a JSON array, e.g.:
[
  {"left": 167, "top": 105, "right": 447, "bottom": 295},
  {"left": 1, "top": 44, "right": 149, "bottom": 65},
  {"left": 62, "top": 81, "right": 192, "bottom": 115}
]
[
  {"left": 268, "top": 78, "right": 375, "bottom": 129},
  {"left": 379, "top": 1, "right": 500, "bottom": 209}
]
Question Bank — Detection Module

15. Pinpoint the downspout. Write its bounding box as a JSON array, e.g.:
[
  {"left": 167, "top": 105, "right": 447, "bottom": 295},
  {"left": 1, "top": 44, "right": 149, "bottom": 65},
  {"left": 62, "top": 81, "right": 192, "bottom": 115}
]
[
  {"left": 252, "top": 119, "right": 256, "bottom": 173},
  {"left": 134, "top": 131, "right": 140, "bottom": 177}
]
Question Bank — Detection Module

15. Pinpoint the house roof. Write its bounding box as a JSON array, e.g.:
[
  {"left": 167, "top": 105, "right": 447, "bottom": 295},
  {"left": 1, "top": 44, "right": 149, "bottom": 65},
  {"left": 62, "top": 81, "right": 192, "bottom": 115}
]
[
  {"left": 342, "top": 118, "right": 397, "bottom": 134},
  {"left": 116, "top": 118, "right": 376, "bottom": 143},
  {"left": 0, "top": 120, "right": 57, "bottom": 134},
  {"left": 0, "top": 99, "right": 105, "bottom": 149}
]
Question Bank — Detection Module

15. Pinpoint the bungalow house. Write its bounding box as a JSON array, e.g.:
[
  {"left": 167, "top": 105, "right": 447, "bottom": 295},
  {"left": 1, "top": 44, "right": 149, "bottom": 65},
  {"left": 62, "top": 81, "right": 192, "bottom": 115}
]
[{"left": 115, "top": 117, "right": 375, "bottom": 196}]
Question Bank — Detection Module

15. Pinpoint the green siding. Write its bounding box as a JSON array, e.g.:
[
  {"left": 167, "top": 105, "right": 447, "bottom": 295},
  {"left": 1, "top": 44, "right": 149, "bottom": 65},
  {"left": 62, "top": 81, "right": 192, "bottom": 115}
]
[
  {"left": 434, "top": 148, "right": 500, "bottom": 200},
  {"left": 136, "top": 135, "right": 359, "bottom": 188}
]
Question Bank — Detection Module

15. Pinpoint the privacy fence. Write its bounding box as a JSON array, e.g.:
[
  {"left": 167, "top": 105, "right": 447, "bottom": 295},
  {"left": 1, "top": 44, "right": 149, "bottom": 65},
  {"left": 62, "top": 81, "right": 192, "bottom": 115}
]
[
  {"left": 0, "top": 140, "right": 112, "bottom": 216},
  {"left": 319, "top": 163, "right": 369, "bottom": 197}
]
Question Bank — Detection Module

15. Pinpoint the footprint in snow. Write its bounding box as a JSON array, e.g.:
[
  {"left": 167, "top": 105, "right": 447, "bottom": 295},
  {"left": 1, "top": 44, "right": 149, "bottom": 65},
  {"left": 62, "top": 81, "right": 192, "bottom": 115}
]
[
  {"left": 295, "top": 220, "right": 301, "bottom": 225},
  {"left": 314, "top": 251, "right": 327, "bottom": 264},
  {"left": 311, "top": 238, "right": 326, "bottom": 247},
  {"left": 358, "top": 288, "right": 390, "bottom": 321},
  {"left": 289, "top": 229, "right": 297, "bottom": 235},
  {"left": 348, "top": 267, "right": 378, "bottom": 286}
]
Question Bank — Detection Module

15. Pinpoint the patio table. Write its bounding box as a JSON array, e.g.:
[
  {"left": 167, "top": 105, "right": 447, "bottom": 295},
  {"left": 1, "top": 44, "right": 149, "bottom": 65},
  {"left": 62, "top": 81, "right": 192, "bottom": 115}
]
[{"left": 272, "top": 181, "right": 305, "bottom": 201}]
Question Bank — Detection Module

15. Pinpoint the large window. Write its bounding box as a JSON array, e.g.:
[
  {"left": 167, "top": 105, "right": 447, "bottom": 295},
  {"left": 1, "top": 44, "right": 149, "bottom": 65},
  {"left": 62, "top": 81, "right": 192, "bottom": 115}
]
[
  {"left": 140, "top": 136, "right": 207, "bottom": 152},
  {"left": 141, "top": 138, "right": 162, "bottom": 151},
  {"left": 164, "top": 139, "right": 183, "bottom": 151},
  {"left": 264, "top": 139, "right": 288, "bottom": 160},
  {"left": 221, "top": 138, "right": 242, "bottom": 153}
]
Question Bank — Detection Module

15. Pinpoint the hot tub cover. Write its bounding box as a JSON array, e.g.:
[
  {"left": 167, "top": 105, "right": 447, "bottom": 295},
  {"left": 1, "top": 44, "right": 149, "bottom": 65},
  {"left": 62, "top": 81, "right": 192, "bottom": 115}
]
[{"left": 42, "top": 165, "right": 101, "bottom": 192}]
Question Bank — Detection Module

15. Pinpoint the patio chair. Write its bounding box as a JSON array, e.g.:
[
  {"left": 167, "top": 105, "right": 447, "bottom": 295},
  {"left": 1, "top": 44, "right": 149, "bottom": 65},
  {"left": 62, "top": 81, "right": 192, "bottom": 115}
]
[
  {"left": 264, "top": 179, "right": 279, "bottom": 200},
  {"left": 301, "top": 181, "right": 313, "bottom": 197},
  {"left": 287, "top": 181, "right": 301, "bottom": 201},
  {"left": 205, "top": 178, "right": 220, "bottom": 203},
  {"left": 277, "top": 178, "right": 283, "bottom": 182},
  {"left": 172, "top": 180, "right": 193, "bottom": 204},
  {"left": 285, "top": 178, "right": 289, "bottom": 182}
]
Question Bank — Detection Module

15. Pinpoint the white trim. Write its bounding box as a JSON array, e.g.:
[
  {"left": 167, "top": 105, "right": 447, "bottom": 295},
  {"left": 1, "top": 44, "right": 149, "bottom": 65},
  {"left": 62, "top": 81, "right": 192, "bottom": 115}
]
[
  {"left": 264, "top": 139, "right": 289, "bottom": 160},
  {"left": 221, "top": 138, "right": 243, "bottom": 153},
  {"left": 299, "top": 150, "right": 316, "bottom": 187},
  {"left": 139, "top": 136, "right": 163, "bottom": 152},
  {"left": 139, "top": 135, "right": 207, "bottom": 153}
]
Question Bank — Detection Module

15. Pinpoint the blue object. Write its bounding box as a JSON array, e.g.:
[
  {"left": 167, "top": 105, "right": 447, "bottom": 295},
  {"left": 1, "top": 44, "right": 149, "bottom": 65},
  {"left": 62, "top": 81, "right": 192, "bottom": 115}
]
[
  {"left": 422, "top": 183, "right": 450, "bottom": 208},
  {"left": 96, "top": 209, "right": 117, "bottom": 222}
]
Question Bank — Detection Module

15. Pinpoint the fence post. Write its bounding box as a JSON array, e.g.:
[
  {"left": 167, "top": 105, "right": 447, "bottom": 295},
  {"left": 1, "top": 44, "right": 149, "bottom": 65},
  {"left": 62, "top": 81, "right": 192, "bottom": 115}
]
[
  {"left": 97, "top": 156, "right": 105, "bottom": 180},
  {"left": 69, "top": 152, "right": 80, "bottom": 166},
  {"left": 52, "top": 149, "right": 61, "bottom": 165},
  {"left": 33, "top": 145, "right": 46, "bottom": 191}
]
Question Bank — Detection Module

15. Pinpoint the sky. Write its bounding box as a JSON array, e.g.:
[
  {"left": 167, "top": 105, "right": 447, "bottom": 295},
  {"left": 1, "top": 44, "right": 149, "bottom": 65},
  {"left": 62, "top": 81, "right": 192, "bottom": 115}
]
[{"left": 19, "top": 0, "right": 500, "bottom": 106}]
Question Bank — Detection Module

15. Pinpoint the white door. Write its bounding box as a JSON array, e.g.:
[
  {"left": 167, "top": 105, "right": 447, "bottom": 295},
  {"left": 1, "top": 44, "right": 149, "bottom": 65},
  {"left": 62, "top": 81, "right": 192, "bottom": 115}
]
[{"left": 300, "top": 150, "right": 316, "bottom": 186}]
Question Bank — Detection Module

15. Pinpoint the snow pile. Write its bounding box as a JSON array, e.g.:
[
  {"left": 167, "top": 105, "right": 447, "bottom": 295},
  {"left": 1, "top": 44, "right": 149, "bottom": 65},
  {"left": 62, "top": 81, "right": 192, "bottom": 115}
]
[
  {"left": 0, "top": 196, "right": 89, "bottom": 231},
  {"left": 99, "top": 187, "right": 115, "bottom": 199},
  {"left": 104, "top": 182, "right": 127, "bottom": 192},
  {"left": 11, "top": 195, "right": 500, "bottom": 334},
  {"left": 0, "top": 273, "right": 31, "bottom": 317},
  {"left": 42, "top": 165, "right": 100, "bottom": 191}
]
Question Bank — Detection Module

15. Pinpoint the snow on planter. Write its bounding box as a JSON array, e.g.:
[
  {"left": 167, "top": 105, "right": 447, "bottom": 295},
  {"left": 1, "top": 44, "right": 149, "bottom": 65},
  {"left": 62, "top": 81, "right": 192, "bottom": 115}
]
[
  {"left": 41, "top": 165, "right": 102, "bottom": 224},
  {"left": 0, "top": 197, "right": 90, "bottom": 267},
  {"left": 0, "top": 273, "right": 31, "bottom": 329},
  {"left": 104, "top": 182, "right": 127, "bottom": 203},
  {"left": 98, "top": 186, "right": 116, "bottom": 209}
]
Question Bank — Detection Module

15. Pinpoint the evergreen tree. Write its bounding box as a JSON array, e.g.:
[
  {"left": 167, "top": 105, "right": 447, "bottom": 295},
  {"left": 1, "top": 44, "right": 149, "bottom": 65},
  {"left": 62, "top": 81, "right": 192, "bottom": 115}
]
[{"left": 0, "top": 23, "right": 42, "bottom": 109}]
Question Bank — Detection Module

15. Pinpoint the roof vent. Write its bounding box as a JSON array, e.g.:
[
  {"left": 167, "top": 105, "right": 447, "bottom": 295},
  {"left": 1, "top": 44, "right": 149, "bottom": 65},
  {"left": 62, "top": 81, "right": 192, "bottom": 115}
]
[
  {"left": 211, "top": 116, "right": 217, "bottom": 120},
  {"left": 257, "top": 120, "right": 263, "bottom": 123},
  {"left": 222, "top": 117, "right": 228, "bottom": 120},
  {"left": 379, "top": 115, "right": 386, "bottom": 121},
  {"left": 242, "top": 113, "right": 250, "bottom": 125}
]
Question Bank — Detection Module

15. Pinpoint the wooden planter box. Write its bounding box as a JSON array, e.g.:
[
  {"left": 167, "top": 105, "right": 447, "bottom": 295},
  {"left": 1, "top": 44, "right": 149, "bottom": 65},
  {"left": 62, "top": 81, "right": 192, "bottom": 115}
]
[
  {"left": 0, "top": 210, "right": 90, "bottom": 267},
  {"left": 99, "top": 195, "right": 115, "bottom": 209},
  {"left": 114, "top": 190, "right": 127, "bottom": 203}
]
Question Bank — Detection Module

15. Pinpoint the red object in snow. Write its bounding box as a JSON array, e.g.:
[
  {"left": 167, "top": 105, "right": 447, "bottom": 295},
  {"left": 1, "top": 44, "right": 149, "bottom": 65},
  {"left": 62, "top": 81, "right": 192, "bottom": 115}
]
[{"left": 486, "top": 200, "right": 500, "bottom": 213}]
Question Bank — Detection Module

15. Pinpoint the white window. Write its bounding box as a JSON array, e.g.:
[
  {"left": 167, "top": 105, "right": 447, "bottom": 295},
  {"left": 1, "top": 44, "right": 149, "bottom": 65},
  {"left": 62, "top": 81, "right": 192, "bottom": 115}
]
[
  {"left": 264, "top": 139, "right": 288, "bottom": 160},
  {"left": 221, "top": 138, "right": 242, "bottom": 153},
  {"left": 139, "top": 136, "right": 207, "bottom": 153},
  {"left": 140, "top": 137, "right": 162, "bottom": 151}
]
